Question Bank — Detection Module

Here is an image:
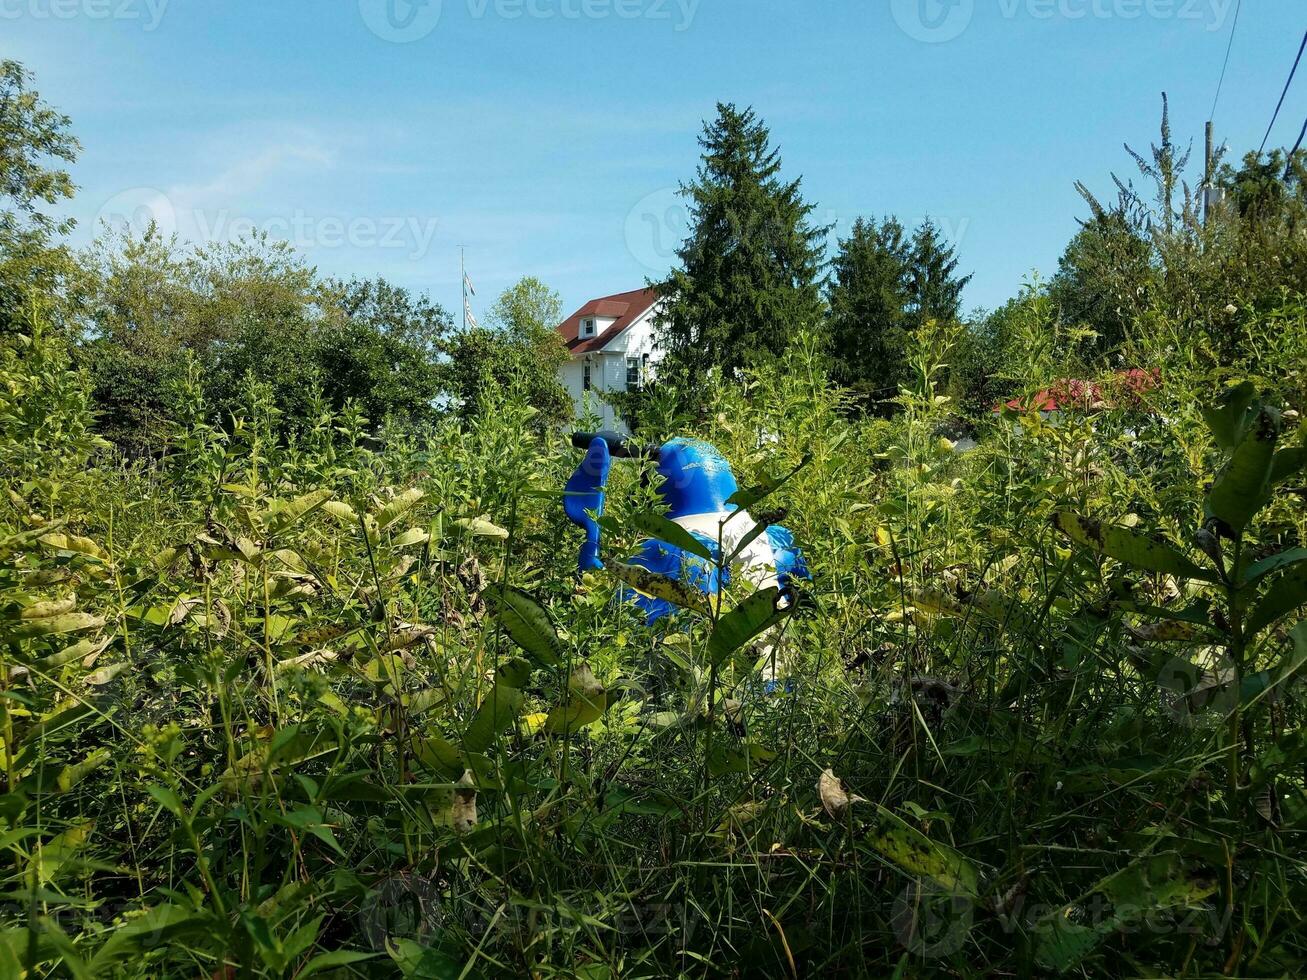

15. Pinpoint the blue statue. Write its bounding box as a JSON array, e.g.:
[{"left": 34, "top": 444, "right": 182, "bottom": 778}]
[{"left": 563, "top": 431, "right": 810, "bottom": 626}]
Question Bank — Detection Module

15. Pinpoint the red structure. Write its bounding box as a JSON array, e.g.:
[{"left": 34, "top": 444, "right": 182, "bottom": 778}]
[{"left": 999, "top": 369, "right": 1160, "bottom": 413}]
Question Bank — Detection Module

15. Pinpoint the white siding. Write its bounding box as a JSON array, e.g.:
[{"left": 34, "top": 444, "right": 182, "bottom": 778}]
[{"left": 559, "top": 300, "right": 665, "bottom": 433}]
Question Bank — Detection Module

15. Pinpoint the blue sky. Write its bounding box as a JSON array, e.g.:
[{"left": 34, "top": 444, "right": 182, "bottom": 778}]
[{"left": 7, "top": 0, "right": 1305, "bottom": 321}]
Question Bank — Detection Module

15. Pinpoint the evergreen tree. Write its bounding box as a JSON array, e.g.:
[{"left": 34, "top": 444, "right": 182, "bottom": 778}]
[
  {"left": 908, "top": 217, "right": 971, "bottom": 327},
  {"left": 657, "top": 104, "right": 827, "bottom": 387},
  {"left": 825, "top": 216, "right": 911, "bottom": 412},
  {"left": 825, "top": 215, "right": 971, "bottom": 412}
]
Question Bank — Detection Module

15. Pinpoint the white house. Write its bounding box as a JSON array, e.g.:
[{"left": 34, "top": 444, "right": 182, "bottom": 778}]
[{"left": 555, "top": 287, "right": 664, "bottom": 431}]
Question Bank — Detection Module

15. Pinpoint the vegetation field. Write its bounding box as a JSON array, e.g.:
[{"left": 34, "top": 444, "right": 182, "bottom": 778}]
[{"left": 3, "top": 60, "right": 1307, "bottom": 977}]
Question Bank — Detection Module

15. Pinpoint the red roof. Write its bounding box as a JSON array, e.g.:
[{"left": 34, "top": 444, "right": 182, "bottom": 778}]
[
  {"left": 556, "top": 287, "right": 659, "bottom": 354},
  {"left": 999, "top": 369, "right": 1160, "bottom": 413}
]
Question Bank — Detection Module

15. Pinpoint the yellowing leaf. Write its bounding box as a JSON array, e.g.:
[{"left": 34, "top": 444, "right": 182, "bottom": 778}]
[
  {"left": 84, "top": 662, "right": 127, "bottom": 686},
  {"left": 20, "top": 596, "right": 76, "bottom": 619},
  {"left": 57, "top": 748, "right": 111, "bottom": 793},
  {"left": 391, "top": 527, "right": 430, "bottom": 548},
  {"left": 263, "top": 489, "right": 334, "bottom": 533},
  {"left": 10, "top": 613, "right": 105, "bottom": 640},
  {"left": 376, "top": 488, "right": 424, "bottom": 530},
  {"left": 608, "top": 560, "right": 711, "bottom": 617},
  {"left": 38, "top": 533, "right": 106, "bottom": 560},
  {"left": 454, "top": 516, "right": 509, "bottom": 539},
  {"left": 546, "top": 664, "right": 608, "bottom": 734},
  {"left": 323, "top": 501, "right": 358, "bottom": 524},
  {"left": 867, "top": 804, "right": 979, "bottom": 898}
]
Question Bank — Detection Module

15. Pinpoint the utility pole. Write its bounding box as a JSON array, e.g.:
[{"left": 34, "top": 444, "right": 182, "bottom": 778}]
[{"left": 1204, "top": 120, "right": 1214, "bottom": 224}]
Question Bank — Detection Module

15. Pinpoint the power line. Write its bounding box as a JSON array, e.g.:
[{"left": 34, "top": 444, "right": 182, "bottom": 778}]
[
  {"left": 1285, "top": 116, "right": 1307, "bottom": 181},
  {"left": 1209, "top": 0, "right": 1243, "bottom": 122},
  {"left": 1260, "top": 30, "right": 1307, "bottom": 155}
]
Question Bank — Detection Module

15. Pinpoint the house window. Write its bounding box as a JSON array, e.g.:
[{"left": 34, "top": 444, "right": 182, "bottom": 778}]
[
  {"left": 626, "top": 356, "right": 641, "bottom": 389},
  {"left": 581, "top": 318, "right": 595, "bottom": 338},
  {"left": 582, "top": 361, "right": 592, "bottom": 391}
]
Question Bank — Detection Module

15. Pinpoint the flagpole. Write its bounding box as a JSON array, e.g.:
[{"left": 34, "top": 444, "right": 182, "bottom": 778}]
[{"left": 460, "top": 246, "right": 467, "bottom": 333}]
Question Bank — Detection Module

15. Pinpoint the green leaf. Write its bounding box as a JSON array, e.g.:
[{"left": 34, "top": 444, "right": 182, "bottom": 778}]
[
  {"left": 322, "top": 501, "right": 358, "bottom": 523},
  {"left": 1052, "top": 512, "right": 1209, "bottom": 580},
  {"left": 1271, "top": 446, "right": 1307, "bottom": 485},
  {"left": 1207, "top": 406, "right": 1279, "bottom": 534},
  {"left": 483, "top": 584, "right": 563, "bottom": 667},
  {"left": 263, "top": 489, "right": 333, "bottom": 533},
  {"left": 1246, "top": 564, "right": 1307, "bottom": 639},
  {"left": 56, "top": 749, "right": 110, "bottom": 793},
  {"left": 223, "top": 725, "right": 340, "bottom": 790},
  {"left": 1241, "top": 548, "right": 1307, "bottom": 587},
  {"left": 1035, "top": 852, "right": 1218, "bottom": 971},
  {"left": 300, "top": 950, "right": 379, "bottom": 977},
  {"left": 376, "top": 488, "right": 424, "bottom": 530},
  {"left": 462, "top": 662, "right": 528, "bottom": 753},
  {"left": 8, "top": 612, "right": 105, "bottom": 640},
  {"left": 391, "top": 527, "right": 430, "bottom": 548},
  {"left": 389, "top": 938, "right": 467, "bottom": 979},
  {"left": 725, "top": 454, "right": 812, "bottom": 512},
  {"left": 1121, "top": 599, "right": 1213, "bottom": 627},
  {"left": 1033, "top": 917, "right": 1102, "bottom": 973},
  {"left": 31, "top": 820, "right": 94, "bottom": 884},
  {"left": 409, "top": 735, "right": 464, "bottom": 778},
  {"left": 628, "top": 512, "right": 715, "bottom": 562},
  {"left": 36, "top": 636, "right": 109, "bottom": 671},
  {"left": 1241, "top": 622, "right": 1307, "bottom": 705},
  {"left": 706, "top": 741, "right": 777, "bottom": 775},
  {"left": 18, "top": 596, "right": 76, "bottom": 620},
  {"left": 1200, "top": 380, "right": 1257, "bottom": 450},
  {"left": 707, "top": 587, "right": 793, "bottom": 668},
  {"left": 87, "top": 903, "right": 204, "bottom": 972},
  {"left": 866, "top": 804, "right": 979, "bottom": 898},
  {"left": 146, "top": 784, "right": 184, "bottom": 817}
]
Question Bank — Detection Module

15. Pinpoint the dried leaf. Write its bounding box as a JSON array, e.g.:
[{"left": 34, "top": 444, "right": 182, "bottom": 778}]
[
  {"left": 452, "top": 770, "right": 477, "bottom": 834},
  {"left": 818, "top": 768, "right": 864, "bottom": 820}
]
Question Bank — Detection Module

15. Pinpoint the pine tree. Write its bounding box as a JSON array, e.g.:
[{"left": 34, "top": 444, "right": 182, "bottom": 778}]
[
  {"left": 657, "top": 104, "right": 828, "bottom": 387},
  {"left": 825, "top": 216, "right": 912, "bottom": 412},
  {"left": 908, "top": 217, "right": 972, "bottom": 327}
]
